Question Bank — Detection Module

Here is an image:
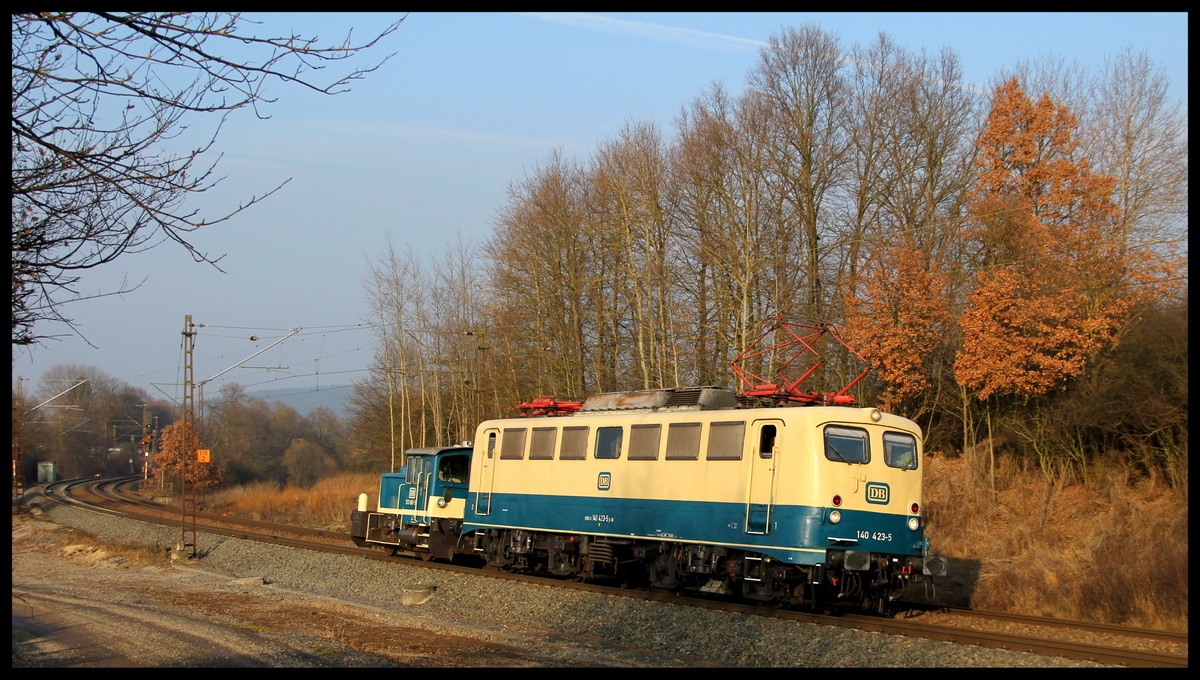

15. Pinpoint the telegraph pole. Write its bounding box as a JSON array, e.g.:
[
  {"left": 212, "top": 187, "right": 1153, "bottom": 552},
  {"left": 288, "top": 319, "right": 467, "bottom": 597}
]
[
  {"left": 175, "top": 317, "right": 300, "bottom": 557},
  {"left": 180, "top": 315, "right": 198, "bottom": 558},
  {"left": 12, "top": 378, "right": 25, "bottom": 514}
]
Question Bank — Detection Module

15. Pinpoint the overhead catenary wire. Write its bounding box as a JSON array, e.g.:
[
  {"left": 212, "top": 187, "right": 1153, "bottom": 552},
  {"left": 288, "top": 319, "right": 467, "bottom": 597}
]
[{"left": 114, "top": 324, "right": 377, "bottom": 388}]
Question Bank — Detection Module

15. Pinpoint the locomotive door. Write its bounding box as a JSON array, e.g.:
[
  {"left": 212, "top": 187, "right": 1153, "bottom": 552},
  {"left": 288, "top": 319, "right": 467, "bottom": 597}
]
[
  {"left": 745, "top": 419, "right": 782, "bottom": 535},
  {"left": 476, "top": 429, "right": 499, "bottom": 516}
]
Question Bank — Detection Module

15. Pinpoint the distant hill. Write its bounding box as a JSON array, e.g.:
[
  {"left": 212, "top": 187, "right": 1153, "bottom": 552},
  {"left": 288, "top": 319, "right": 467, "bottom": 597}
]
[{"left": 247, "top": 384, "right": 354, "bottom": 418}]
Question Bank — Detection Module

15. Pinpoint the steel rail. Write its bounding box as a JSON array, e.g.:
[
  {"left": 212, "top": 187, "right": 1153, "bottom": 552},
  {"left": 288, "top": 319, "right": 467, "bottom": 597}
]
[
  {"left": 906, "top": 605, "right": 1188, "bottom": 644},
  {"left": 50, "top": 475, "right": 365, "bottom": 557},
  {"left": 43, "top": 475, "right": 1189, "bottom": 668},
  {"left": 835, "top": 612, "right": 1187, "bottom": 667},
  {"left": 101, "top": 476, "right": 350, "bottom": 543}
]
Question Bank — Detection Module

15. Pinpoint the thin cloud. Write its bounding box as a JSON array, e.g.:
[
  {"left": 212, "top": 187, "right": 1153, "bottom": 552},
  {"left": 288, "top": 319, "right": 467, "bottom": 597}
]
[{"left": 523, "top": 12, "right": 765, "bottom": 54}]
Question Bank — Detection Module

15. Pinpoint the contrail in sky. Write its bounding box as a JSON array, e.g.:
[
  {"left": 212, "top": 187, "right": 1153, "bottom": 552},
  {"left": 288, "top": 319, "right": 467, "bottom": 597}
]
[
  {"left": 522, "top": 13, "right": 987, "bottom": 97},
  {"left": 522, "top": 12, "right": 766, "bottom": 54}
]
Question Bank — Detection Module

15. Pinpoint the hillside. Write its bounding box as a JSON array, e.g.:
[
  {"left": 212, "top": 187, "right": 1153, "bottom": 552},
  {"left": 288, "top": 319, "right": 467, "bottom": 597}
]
[{"left": 247, "top": 384, "right": 353, "bottom": 417}]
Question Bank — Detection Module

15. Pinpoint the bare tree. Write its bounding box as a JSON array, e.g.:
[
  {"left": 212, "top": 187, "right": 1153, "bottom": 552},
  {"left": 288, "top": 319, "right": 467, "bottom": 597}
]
[
  {"left": 748, "top": 25, "right": 851, "bottom": 321},
  {"left": 487, "top": 150, "right": 594, "bottom": 397},
  {"left": 673, "top": 84, "right": 777, "bottom": 385},
  {"left": 1086, "top": 47, "right": 1188, "bottom": 285},
  {"left": 839, "top": 34, "right": 905, "bottom": 299},
  {"left": 589, "top": 119, "right": 677, "bottom": 389},
  {"left": 12, "top": 12, "right": 402, "bottom": 345},
  {"left": 356, "top": 233, "right": 489, "bottom": 458}
]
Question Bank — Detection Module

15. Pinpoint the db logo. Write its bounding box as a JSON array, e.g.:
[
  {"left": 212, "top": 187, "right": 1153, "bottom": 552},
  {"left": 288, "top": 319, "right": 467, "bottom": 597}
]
[
  {"left": 597, "top": 472, "right": 612, "bottom": 491},
  {"left": 865, "top": 482, "right": 890, "bottom": 505}
]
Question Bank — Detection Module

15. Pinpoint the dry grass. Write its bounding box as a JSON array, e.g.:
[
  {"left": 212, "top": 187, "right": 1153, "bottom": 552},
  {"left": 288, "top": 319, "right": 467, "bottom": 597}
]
[
  {"left": 205, "top": 472, "right": 380, "bottom": 530},
  {"left": 211, "top": 462, "right": 1188, "bottom": 633},
  {"left": 923, "top": 448, "right": 1188, "bottom": 633}
]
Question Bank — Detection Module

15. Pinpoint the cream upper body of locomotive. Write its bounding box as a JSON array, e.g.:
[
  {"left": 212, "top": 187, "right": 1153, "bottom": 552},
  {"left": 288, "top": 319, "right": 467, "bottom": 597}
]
[{"left": 468, "top": 404, "right": 923, "bottom": 519}]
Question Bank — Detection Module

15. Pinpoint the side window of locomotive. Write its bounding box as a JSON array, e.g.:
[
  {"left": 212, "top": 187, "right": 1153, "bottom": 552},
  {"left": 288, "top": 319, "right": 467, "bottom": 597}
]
[
  {"left": 707, "top": 421, "right": 745, "bottom": 460},
  {"left": 883, "top": 431, "right": 918, "bottom": 470},
  {"left": 438, "top": 454, "right": 470, "bottom": 484},
  {"left": 500, "top": 428, "right": 527, "bottom": 460},
  {"left": 594, "top": 426, "right": 623, "bottom": 459},
  {"left": 665, "top": 422, "right": 701, "bottom": 460},
  {"left": 405, "top": 457, "right": 421, "bottom": 483},
  {"left": 559, "top": 426, "right": 588, "bottom": 460},
  {"left": 824, "top": 425, "right": 870, "bottom": 465},
  {"left": 758, "top": 424, "right": 777, "bottom": 459},
  {"left": 628, "top": 424, "right": 661, "bottom": 460},
  {"left": 487, "top": 432, "right": 496, "bottom": 459},
  {"left": 529, "top": 427, "right": 557, "bottom": 460}
]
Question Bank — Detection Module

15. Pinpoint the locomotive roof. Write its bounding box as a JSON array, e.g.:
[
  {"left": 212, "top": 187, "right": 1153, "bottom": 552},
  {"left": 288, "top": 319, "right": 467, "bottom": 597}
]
[
  {"left": 580, "top": 386, "right": 737, "bottom": 412},
  {"left": 401, "top": 446, "right": 472, "bottom": 456}
]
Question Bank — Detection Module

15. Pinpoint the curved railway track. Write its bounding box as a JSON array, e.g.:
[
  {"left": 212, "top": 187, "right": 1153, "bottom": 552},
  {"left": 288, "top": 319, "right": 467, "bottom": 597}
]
[{"left": 41, "top": 475, "right": 1188, "bottom": 668}]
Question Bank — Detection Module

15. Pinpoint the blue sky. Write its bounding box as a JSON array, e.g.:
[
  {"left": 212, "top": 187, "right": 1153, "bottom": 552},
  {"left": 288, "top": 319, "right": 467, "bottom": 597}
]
[{"left": 12, "top": 12, "right": 1188, "bottom": 403}]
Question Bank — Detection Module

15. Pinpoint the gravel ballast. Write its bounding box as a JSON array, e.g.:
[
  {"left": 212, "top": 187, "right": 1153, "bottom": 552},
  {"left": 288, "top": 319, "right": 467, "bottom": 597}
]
[{"left": 26, "top": 491, "right": 1107, "bottom": 667}]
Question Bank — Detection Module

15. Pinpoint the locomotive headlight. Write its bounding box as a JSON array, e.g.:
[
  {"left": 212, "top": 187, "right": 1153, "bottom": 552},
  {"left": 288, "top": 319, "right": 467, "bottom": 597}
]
[
  {"left": 437, "top": 498, "right": 447, "bottom": 508},
  {"left": 908, "top": 517, "right": 920, "bottom": 531},
  {"left": 829, "top": 510, "right": 842, "bottom": 524},
  {"left": 870, "top": 409, "right": 882, "bottom": 422}
]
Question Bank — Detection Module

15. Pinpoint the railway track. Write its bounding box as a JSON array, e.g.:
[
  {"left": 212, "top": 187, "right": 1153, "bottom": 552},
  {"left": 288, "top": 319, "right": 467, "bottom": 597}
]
[{"left": 42, "top": 475, "right": 1188, "bottom": 668}]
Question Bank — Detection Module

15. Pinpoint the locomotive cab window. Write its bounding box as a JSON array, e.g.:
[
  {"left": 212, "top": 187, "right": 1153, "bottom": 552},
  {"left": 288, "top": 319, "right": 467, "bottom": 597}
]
[
  {"left": 437, "top": 454, "right": 470, "bottom": 484},
  {"left": 595, "top": 426, "right": 623, "bottom": 459},
  {"left": 824, "top": 425, "right": 869, "bottom": 465},
  {"left": 883, "top": 432, "right": 918, "bottom": 470},
  {"left": 405, "top": 457, "right": 422, "bottom": 483}
]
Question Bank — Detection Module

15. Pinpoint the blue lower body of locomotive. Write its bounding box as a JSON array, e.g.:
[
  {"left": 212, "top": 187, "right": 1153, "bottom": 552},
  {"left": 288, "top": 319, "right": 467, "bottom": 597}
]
[{"left": 463, "top": 491, "right": 922, "bottom": 565}]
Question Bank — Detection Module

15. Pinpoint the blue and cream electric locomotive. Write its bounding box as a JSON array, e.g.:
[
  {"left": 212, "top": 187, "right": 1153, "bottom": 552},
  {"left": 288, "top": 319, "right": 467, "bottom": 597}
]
[{"left": 351, "top": 384, "right": 945, "bottom": 611}]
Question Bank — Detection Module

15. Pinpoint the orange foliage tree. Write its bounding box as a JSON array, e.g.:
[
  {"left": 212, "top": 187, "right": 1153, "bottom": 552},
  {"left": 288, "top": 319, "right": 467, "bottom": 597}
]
[
  {"left": 843, "top": 237, "right": 951, "bottom": 414},
  {"left": 955, "top": 78, "right": 1129, "bottom": 401},
  {"left": 153, "top": 420, "right": 224, "bottom": 490}
]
